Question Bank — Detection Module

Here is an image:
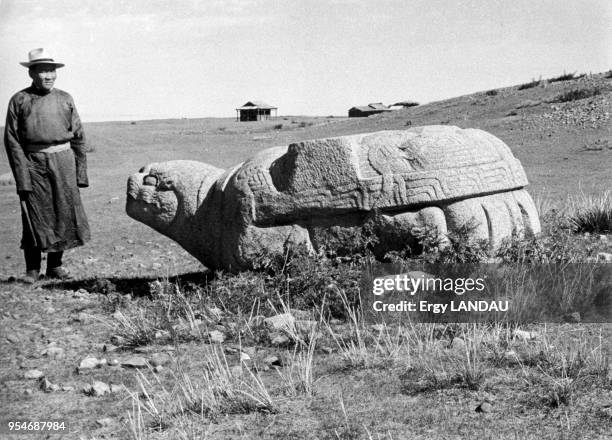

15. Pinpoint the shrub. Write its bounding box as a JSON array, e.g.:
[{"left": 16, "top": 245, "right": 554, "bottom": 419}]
[
  {"left": 273, "top": 123, "right": 283, "bottom": 130},
  {"left": 427, "top": 221, "right": 491, "bottom": 264},
  {"left": 549, "top": 71, "right": 576, "bottom": 83},
  {"left": 393, "top": 101, "right": 420, "bottom": 108},
  {"left": 202, "top": 245, "right": 363, "bottom": 320},
  {"left": 517, "top": 79, "right": 540, "bottom": 90},
  {"left": 485, "top": 89, "right": 498, "bottom": 96},
  {"left": 605, "top": 70, "right": 612, "bottom": 79},
  {"left": 553, "top": 87, "right": 602, "bottom": 103},
  {"left": 496, "top": 225, "right": 589, "bottom": 264}
]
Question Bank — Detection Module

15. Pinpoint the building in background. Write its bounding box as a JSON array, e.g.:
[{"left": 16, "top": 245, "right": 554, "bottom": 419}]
[
  {"left": 235, "top": 101, "right": 278, "bottom": 121},
  {"left": 348, "top": 102, "right": 393, "bottom": 117}
]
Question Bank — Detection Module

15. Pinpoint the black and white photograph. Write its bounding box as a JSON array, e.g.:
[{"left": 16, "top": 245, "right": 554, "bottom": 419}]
[{"left": 0, "top": 0, "right": 611, "bottom": 438}]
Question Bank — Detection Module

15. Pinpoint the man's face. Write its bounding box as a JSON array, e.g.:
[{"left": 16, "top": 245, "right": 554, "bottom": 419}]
[{"left": 29, "top": 64, "right": 57, "bottom": 91}]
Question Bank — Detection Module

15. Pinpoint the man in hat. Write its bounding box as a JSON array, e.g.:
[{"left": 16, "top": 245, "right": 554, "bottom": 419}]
[{"left": 4, "top": 48, "right": 90, "bottom": 282}]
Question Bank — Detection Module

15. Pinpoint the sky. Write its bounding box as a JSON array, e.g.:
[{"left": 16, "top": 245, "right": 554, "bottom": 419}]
[{"left": 0, "top": 0, "right": 610, "bottom": 122}]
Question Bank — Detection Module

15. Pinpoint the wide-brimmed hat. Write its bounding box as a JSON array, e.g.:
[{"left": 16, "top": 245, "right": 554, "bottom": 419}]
[{"left": 20, "top": 48, "right": 65, "bottom": 68}]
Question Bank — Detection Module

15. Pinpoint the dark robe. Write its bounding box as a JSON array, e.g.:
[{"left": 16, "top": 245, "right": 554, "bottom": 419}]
[{"left": 4, "top": 85, "right": 90, "bottom": 252}]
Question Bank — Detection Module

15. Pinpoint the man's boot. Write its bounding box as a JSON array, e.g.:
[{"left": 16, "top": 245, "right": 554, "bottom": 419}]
[
  {"left": 23, "top": 247, "right": 41, "bottom": 283},
  {"left": 45, "top": 252, "right": 71, "bottom": 280}
]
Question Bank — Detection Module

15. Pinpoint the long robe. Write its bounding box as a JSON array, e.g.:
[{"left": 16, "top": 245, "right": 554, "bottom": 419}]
[{"left": 4, "top": 85, "right": 90, "bottom": 252}]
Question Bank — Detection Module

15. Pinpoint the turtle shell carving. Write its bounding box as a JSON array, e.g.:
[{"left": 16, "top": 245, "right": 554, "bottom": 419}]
[{"left": 126, "top": 125, "right": 541, "bottom": 271}]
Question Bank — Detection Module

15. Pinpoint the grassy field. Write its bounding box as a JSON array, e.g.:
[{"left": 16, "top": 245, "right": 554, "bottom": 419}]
[{"left": 0, "top": 72, "right": 611, "bottom": 439}]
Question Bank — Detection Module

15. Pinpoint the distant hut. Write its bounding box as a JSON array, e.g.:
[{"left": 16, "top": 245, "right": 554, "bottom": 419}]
[
  {"left": 235, "top": 101, "right": 278, "bottom": 121},
  {"left": 348, "top": 102, "right": 393, "bottom": 118}
]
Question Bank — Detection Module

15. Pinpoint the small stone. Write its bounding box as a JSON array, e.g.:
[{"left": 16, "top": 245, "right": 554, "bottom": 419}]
[
  {"left": 264, "top": 313, "right": 295, "bottom": 332},
  {"left": 208, "top": 330, "right": 225, "bottom": 343},
  {"left": 230, "top": 365, "right": 243, "bottom": 377},
  {"left": 154, "top": 330, "right": 170, "bottom": 339},
  {"left": 153, "top": 365, "right": 164, "bottom": 373},
  {"left": 149, "top": 353, "right": 172, "bottom": 367},
  {"left": 270, "top": 333, "right": 290, "bottom": 346},
  {"left": 39, "top": 377, "right": 56, "bottom": 393},
  {"left": 84, "top": 381, "right": 110, "bottom": 397},
  {"left": 242, "top": 346, "right": 257, "bottom": 357},
  {"left": 24, "top": 369, "right": 44, "bottom": 380},
  {"left": 78, "top": 356, "right": 101, "bottom": 371},
  {"left": 263, "top": 355, "right": 282, "bottom": 366},
  {"left": 42, "top": 346, "right": 65, "bottom": 360},
  {"left": 598, "top": 235, "right": 608, "bottom": 242},
  {"left": 121, "top": 356, "right": 148, "bottom": 369},
  {"left": 61, "top": 385, "right": 74, "bottom": 392},
  {"left": 321, "top": 346, "right": 334, "bottom": 354},
  {"left": 513, "top": 330, "right": 539, "bottom": 341},
  {"left": 108, "top": 359, "right": 120, "bottom": 367},
  {"left": 109, "top": 383, "right": 126, "bottom": 394},
  {"left": 96, "top": 417, "right": 114, "bottom": 427},
  {"left": 24, "top": 388, "right": 33, "bottom": 395},
  {"left": 240, "top": 352, "right": 251, "bottom": 362},
  {"left": 475, "top": 401, "right": 493, "bottom": 413}
]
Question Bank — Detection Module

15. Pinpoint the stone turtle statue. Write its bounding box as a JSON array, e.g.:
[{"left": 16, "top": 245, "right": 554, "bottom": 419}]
[{"left": 126, "top": 125, "right": 540, "bottom": 271}]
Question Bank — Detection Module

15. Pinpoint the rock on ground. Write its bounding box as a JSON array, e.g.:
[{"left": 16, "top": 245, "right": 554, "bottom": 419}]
[
  {"left": 84, "top": 381, "right": 110, "bottom": 397},
  {"left": 24, "top": 369, "right": 44, "bottom": 380},
  {"left": 121, "top": 356, "right": 148, "bottom": 369}
]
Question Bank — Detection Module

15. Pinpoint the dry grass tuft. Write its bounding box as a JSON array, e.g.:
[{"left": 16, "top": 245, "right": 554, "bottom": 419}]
[
  {"left": 126, "top": 347, "right": 275, "bottom": 438},
  {"left": 566, "top": 190, "right": 612, "bottom": 233}
]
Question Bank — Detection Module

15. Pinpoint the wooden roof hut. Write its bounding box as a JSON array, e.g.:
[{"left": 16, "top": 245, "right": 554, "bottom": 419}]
[{"left": 235, "top": 101, "right": 278, "bottom": 121}]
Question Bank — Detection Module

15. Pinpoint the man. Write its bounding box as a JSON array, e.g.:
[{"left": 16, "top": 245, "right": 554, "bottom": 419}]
[{"left": 4, "top": 48, "right": 90, "bottom": 282}]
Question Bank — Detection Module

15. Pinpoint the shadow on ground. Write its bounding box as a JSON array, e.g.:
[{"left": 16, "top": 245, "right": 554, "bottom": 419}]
[{"left": 1, "top": 271, "right": 214, "bottom": 296}]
